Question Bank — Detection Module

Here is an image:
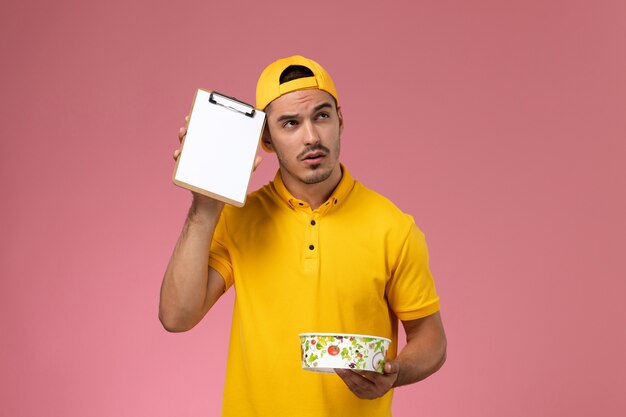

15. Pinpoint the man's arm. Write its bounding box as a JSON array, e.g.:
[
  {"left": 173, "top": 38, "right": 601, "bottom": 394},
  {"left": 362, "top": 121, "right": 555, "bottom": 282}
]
[
  {"left": 159, "top": 118, "right": 263, "bottom": 332},
  {"left": 158, "top": 195, "right": 226, "bottom": 332},
  {"left": 392, "top": 312, "right": 447, "bottom": 386},
  {"left": 158, "top": 119, "right": 229, "bottom": 332},
  {"left": 335, "top": 311, "right": 447, "bottom": 399}
]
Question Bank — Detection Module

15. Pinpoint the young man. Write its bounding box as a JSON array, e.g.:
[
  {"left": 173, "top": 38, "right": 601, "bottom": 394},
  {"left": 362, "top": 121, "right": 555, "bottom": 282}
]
[{"left": 160, "top": 55, "right": 446, "bottom": 416}]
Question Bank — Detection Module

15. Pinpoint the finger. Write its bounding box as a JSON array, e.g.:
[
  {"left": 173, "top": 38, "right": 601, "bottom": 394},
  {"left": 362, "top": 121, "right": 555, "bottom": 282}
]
[
  {"left": 178, "top": 116, "right": 190, "bottom": 142},
  {"left": 340, "top": 367, "right": 397, "bottom": 390},
  {"left": 334, "top": 369, "right": 364, "bottom": 392},
  {"left": 252, "top": 154, "right": 263, "bottom": 171},
  {"left": 335, "top": 369, "right": 375, "bottom": 386},
  {"left": 350, "top": 370, "right": 379, "bottom": 383},
  {"left": 383, "top": 360, "right": 400, "bottom": 375},
  {"left": 173, "top": 149, "right": 181, "bottom": 161},
  {"left": 335, "top": 369, "right": 377, "bottom": 400}
]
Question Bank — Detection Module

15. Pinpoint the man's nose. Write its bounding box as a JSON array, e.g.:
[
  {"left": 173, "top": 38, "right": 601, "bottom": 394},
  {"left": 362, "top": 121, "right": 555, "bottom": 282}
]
[{"left": 303, "top": 121, "right": 321, "bottom": 146}]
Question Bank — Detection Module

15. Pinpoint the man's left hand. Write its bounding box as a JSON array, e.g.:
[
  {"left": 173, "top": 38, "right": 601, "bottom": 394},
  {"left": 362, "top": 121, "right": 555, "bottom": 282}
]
[{"left": 334, "top": 360, "right": 399, "bottom": 399}]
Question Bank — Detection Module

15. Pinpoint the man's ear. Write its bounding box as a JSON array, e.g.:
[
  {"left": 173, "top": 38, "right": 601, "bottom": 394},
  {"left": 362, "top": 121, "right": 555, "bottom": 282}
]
[
  {"left": 261, "top": 125, "right": 274, "bottom": 152},
  {"left": 337, "top": 106, "right": 344, "bottom": 135}
]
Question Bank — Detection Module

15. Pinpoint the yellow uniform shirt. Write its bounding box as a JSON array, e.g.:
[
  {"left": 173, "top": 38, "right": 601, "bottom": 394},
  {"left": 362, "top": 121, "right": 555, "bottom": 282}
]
[{"left": 209, "top": 166, "right": 440, "bottom": 417}]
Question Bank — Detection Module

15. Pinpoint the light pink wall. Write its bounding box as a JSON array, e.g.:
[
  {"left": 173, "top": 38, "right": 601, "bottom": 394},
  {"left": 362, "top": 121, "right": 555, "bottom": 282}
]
[{"left": 1, "top": 0, "right": 624, "bottom": 416}]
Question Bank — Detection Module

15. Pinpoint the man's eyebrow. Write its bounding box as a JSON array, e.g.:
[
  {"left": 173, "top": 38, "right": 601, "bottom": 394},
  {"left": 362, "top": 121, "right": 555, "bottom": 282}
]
[
  {"left": 275, "top": 102, "right": 334, "bottom": 122},
  {"left": 276, "top": 113, "right": 299, "bottom": 122},
  {"left": 313, "top": 102, "right": 333, "bottom": 112}
]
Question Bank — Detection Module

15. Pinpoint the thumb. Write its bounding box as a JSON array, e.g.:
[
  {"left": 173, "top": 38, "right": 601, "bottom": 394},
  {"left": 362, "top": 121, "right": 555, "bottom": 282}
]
[
  {"left": 253, "top": 154, "right": 263, "bottom": 171},
  {"left": 384, "top": 359, "right": 400, "bottom": 375}
]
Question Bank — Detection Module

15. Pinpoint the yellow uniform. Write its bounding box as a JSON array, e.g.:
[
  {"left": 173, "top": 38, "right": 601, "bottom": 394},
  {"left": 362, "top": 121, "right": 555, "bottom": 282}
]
[{"left": 209, "top": 166, "right": 440, "bottom": 417}]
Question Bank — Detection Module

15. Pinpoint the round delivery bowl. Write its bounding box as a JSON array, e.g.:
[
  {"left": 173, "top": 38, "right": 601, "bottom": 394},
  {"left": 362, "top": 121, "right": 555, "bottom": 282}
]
[{"left": 299, "top": 333, "right": 391, "bottom": 374}]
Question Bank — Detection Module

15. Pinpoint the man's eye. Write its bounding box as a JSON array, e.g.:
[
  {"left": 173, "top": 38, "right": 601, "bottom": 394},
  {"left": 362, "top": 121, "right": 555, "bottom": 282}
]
[
  {"left": 283, "top": 120, "right": 298, "bottom": 128},
  {"left": 317, "top": 113, "right": 330, "bottom": 119}
]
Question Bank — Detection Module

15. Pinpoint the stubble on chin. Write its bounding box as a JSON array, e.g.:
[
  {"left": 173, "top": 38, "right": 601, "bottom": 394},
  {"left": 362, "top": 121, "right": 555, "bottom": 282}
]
[{"left": 301, "top": 165, "right": 332, "bottom": 184}]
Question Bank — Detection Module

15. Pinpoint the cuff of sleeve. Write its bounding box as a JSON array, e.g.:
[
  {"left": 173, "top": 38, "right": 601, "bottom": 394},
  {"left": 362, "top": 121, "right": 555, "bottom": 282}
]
[
  {"left": 395, "top": 298, "right": 441, "bottom": 321},
  {"left": 209, "top": 256, "right": 233, "bottom": 290}
]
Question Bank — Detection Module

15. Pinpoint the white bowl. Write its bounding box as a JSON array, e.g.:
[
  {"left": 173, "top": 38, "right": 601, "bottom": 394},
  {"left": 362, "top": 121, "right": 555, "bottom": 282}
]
[{"left": 299, "top": 333, "right": 391, "bottom": 374}]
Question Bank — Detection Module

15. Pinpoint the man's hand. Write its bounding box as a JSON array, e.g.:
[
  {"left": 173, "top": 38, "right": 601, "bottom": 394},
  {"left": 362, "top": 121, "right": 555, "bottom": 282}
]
[
  {"left": 173, "top": 115, "right": 263, "bottom": 167},
  {"left": 335, "top": 313, "right": 447, "bottom": 399},
  {"left": 172, "top": 114, "right": 263, "bottom": 214},
  {"left": 334, "top": 360, "right": 400, "bottom": 400},
  {"left": 172, "top": 115, "right": 189, "bottom": 161}
]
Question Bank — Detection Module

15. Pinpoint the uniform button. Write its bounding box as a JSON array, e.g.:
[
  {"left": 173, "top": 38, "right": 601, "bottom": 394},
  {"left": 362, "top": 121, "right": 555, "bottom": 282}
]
[
  {"left": 309, "top": 245, "right": 315, "bottom": 250},
  {"left": 310, "top": 220, "right": 316, "bottom": 226}
]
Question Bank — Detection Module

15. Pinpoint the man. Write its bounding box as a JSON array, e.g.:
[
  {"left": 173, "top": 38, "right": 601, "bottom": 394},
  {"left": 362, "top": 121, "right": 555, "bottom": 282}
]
[{"left": 160, "top": 55, "right": 446, "bottom": 416}]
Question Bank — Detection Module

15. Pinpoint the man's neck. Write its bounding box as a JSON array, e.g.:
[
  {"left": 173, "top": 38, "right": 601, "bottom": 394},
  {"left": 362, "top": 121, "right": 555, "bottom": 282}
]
[{"left": 280, "top": 165, "right": 343, "bottom": 210}]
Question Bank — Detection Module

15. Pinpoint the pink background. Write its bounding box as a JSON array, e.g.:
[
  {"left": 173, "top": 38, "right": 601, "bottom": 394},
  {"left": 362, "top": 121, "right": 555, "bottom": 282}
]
[{"left": 1, "top": 0, "right": 625, "bottom": 416}]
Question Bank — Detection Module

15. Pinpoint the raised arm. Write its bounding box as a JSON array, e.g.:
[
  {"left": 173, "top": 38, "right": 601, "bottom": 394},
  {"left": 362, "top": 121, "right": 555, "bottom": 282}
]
[
  {"left": 159, "top": 118, "right": 263, "bottom": 332},
  {"left": 159, "top": 193, "right": 227, "bottom": 332},
  {"left": 158, "top": 118, "right": 227, "bottom": 332}
]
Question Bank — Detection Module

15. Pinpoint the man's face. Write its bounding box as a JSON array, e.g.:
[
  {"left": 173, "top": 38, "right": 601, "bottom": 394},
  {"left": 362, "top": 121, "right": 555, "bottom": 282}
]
[{"left": 264, "top": 89, "right": 343, "bottom": 187}]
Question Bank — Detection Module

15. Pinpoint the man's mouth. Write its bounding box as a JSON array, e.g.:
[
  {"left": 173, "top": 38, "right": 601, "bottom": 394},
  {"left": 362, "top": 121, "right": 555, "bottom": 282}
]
[
  {"left": 301, "top": 151, "right": 325, "bottom": 161},
  {"left": 298, "top": 145, "right": 331, "bottom": 166}
]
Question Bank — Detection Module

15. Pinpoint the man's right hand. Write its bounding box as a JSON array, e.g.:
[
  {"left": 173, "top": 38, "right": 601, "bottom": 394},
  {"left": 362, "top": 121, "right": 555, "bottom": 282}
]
[
  {"left": 172, "top": 115, "right": 189, "bottom": 162},
  {"left": 173, "top": 115, "right": 263, "bottom": 212}
]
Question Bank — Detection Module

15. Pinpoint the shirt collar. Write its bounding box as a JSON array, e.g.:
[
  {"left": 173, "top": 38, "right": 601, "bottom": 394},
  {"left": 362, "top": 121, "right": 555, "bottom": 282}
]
[{"left": 272, "top": 164, "right": 355, "bottom": 214}]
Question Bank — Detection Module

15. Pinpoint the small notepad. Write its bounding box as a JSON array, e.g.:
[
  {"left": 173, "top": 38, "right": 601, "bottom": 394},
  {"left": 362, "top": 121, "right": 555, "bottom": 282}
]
[{"left": 173, "top": 89, "right": 266, "bottom": 206}]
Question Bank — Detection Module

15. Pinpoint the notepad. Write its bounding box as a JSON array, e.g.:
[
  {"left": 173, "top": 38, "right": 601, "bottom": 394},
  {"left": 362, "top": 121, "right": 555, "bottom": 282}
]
[{"left": 173, "top": 89, "right": 266, "bottom": 207}]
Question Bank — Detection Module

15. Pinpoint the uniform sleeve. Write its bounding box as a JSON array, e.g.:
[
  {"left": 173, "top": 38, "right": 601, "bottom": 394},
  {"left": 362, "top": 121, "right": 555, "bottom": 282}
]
[
  {"left": 386, "top": 220, "right": 440, "bottom": 321},
  {"left": 208, "top": 211, "right": 235, "bottom": 290}
]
